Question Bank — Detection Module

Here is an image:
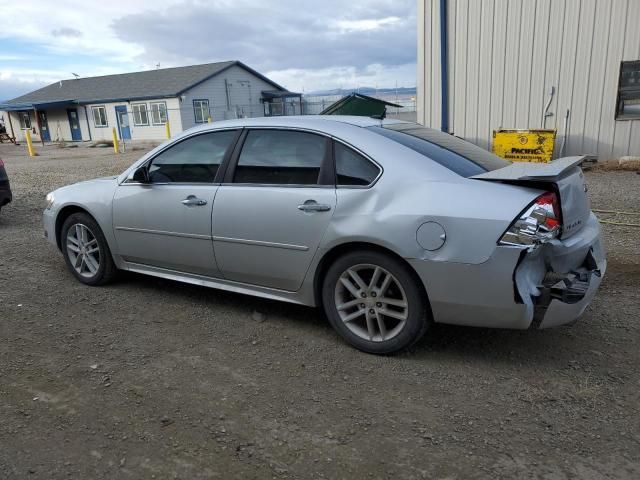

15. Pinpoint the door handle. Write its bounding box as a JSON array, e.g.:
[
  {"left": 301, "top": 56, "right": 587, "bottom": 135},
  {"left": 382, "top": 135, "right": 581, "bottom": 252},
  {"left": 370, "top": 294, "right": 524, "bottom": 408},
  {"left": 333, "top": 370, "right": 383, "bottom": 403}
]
[
  {"left": 181, "top": 195, "right": 208, "bottom": 207},
  {"left": 297, "top": 200, "right": 331, "bottom": 212}
]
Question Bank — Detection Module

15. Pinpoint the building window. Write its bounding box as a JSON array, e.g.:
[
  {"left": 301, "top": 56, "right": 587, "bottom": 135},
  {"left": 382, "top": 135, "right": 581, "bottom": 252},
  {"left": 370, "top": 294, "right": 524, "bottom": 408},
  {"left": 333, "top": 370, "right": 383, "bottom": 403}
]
[
  {"left": 132, "top": 103, "right": 149, "bottom": 126},
  {"left": 616, "top": 60, "right": 640, "bottom": 120},
  {"left": 18, "top": 111, "right": 31, "bottom": 129},
  {"left": 150, "top": 102, "right": 167, "bottom": 125},
  {"left": 91, "top": 106, "right": 108, "bottom": 127},
  {"left": 193, "top": 99, "right": 210, "bottom": 123}
]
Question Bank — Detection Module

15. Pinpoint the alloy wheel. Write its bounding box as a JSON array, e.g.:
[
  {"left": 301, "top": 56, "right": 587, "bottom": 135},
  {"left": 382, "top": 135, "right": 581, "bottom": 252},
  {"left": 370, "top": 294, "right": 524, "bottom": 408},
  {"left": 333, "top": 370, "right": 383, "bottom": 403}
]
[
  {"left": 66, "top": 223, "right": 101, "bottom": 278},
  {"left": 334, "top": 263, "right": 409, "bottom": 342}
]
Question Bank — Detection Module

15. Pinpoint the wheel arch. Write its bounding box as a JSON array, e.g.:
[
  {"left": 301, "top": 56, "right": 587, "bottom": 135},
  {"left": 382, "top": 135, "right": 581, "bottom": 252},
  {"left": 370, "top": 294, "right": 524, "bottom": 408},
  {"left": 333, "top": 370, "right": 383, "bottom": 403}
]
[
  {"left": 54, "top": 205, "right": 96, "bottom": 250},
  {"left": 313, "top": 241, "right": 432, "bottom": 315}
]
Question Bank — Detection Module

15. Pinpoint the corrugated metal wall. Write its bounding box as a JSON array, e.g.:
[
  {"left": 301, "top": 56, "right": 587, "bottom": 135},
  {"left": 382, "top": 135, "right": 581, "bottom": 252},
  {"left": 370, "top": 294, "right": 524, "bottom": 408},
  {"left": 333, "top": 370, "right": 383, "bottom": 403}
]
[{"left": 417, "top": 0, "right": 640, "bottom": 158}]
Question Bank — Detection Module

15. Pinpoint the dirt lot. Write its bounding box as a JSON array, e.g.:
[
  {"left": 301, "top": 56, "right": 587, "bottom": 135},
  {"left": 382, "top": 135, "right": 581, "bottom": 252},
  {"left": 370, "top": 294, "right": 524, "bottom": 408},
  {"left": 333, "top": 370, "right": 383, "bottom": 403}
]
[{"left": 1, "top": 142, "right": 639, "bottom": 479}]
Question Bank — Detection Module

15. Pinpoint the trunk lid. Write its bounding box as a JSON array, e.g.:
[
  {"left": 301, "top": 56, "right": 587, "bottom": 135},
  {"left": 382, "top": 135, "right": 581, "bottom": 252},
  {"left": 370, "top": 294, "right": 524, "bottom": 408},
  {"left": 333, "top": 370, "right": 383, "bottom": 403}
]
[{"left": 472, "top": 156, "right": 591, "bottom": 239}]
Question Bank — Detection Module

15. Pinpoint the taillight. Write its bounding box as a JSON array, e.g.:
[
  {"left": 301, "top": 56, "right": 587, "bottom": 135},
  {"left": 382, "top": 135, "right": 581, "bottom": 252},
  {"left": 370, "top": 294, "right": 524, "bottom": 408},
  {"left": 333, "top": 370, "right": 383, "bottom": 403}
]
[{"left": 499, "top": 192, "right": 562, "bottom": 247}]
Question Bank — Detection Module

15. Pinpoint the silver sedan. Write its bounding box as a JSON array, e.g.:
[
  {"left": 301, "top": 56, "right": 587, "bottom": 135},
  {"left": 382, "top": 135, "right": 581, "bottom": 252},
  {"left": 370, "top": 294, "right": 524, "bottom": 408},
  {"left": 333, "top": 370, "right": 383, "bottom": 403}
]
[{"left": 43, "top": 116, "right": 606, "bottom": 354}]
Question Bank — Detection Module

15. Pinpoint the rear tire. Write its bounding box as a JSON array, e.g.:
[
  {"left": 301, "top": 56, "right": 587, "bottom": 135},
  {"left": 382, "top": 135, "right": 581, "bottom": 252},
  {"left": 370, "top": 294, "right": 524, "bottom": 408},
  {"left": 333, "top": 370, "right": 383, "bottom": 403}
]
[
  {"left": 322, "top": 250, "right": 430, "bottom": 354},
  {"left": 60, "top": 212, "right": 117, "bottom": 286}
]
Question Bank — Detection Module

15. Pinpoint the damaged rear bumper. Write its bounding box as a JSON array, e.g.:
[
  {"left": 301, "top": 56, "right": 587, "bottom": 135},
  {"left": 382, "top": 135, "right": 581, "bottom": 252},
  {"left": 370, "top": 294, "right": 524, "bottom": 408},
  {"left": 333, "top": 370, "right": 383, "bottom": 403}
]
[
  {"left": 409, "top": 212, "right": 605, "bottom": 330},
  {"left": 519, "top": 213, "right": 606, "bottom": 329}
]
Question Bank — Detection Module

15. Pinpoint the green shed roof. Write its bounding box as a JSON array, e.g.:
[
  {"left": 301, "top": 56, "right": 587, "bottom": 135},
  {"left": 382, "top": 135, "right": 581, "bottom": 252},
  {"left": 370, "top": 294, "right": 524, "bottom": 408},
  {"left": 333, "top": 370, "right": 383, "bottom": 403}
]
[{"left": 319, "top": 93, "right": 403, "bottom": 117}]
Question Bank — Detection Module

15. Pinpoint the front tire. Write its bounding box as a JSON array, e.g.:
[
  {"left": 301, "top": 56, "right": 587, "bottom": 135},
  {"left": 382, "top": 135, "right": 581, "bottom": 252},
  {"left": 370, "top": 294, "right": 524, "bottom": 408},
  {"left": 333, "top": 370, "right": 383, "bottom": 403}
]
[
  {"left": 322, "top": 250, "right": 430, "bottom": 354},
  {"left": 60, "top": 212, "right": 116, "bottom": 286}
]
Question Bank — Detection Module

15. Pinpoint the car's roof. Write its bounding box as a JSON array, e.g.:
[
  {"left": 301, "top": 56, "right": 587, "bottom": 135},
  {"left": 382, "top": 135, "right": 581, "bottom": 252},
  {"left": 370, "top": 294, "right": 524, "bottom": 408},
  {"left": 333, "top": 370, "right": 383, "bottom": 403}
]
[{"left": 186, "top": 115, "right": 409, "bottom": 132}]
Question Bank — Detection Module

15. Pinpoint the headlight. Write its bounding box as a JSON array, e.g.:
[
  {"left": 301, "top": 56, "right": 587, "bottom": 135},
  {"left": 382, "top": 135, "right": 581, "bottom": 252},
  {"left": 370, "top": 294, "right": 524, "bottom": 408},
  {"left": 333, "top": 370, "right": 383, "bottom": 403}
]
[
  {"left": 45, "top": 192, "right": 55, "bottom": 210},
  {"left": 499, "top": 192, "right": 562, "bottom": 247}
]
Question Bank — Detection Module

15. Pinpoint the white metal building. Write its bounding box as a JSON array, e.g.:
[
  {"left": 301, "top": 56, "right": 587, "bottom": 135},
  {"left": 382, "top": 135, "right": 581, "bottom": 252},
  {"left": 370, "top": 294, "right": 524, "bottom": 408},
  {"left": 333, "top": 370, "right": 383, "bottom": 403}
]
[
  {"left": 418, "top": 0, "right": 640, "bottom": 159},
  {"left": 0, "top": 61, "right": 301, "bottom": 144}
]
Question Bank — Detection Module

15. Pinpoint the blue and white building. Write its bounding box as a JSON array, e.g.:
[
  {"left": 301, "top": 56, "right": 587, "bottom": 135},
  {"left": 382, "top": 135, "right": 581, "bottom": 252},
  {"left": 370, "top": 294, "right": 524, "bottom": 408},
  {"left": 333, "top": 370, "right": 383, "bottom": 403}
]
[{"left": 0, "top": 61, "right": 301, "bottom": 143}]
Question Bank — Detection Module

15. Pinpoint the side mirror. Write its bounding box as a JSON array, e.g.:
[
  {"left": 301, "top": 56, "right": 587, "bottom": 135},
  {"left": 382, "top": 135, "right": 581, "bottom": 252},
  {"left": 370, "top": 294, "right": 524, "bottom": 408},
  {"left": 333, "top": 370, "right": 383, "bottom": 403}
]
[{"left": 132, "top": 165, "right": 150, "bottom": 183}]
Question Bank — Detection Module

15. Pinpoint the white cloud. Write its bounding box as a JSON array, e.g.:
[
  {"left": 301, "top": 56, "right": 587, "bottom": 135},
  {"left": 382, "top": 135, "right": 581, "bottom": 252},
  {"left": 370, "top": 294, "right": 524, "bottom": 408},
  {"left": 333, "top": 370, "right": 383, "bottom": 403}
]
[
  {"left": 332, "top": 16, "right": 402, "bottom": 32},
  {"left": 266, "top": 63, "right": 416, "bottom": 93},
  {"left": 0, "top": 0, "right": 170, "bottom": 63},
  {"left": 0, "top": 0, "right": 416, "bottom": 99},
  {"left": 111, "top": 1, "right": 416, "bottom": 82}
]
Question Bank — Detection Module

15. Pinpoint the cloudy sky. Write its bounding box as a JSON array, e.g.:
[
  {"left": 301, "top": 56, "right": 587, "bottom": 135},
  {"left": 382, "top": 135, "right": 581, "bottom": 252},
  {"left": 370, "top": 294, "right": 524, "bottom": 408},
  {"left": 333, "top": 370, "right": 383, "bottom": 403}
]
[{"left": 0, "top": 0, "right": 416, "bottom": 101}]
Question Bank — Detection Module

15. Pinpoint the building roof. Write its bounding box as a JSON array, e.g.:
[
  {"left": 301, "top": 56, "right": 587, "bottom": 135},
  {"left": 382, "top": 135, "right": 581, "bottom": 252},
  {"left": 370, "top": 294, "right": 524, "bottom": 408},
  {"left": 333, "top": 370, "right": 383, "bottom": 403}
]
[
  {"left": 320, "top": 93, "right": 403, "bottom": 117},
  {"left": 2, "top": 61, "right": 286, "bottom": 108}
]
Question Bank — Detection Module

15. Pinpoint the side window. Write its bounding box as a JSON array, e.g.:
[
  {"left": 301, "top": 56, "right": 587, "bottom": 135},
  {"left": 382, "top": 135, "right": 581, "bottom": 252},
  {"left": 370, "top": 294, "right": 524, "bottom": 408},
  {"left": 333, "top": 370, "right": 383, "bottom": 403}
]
[
  {"left": 148, "top": 130, "right": 237, "bottom": 183},
  {"left": 234, "top": 130, "right": 326, "bottom": 185},
  {"left": 335, "top": 142, "right": 380, "bottom": 186}
]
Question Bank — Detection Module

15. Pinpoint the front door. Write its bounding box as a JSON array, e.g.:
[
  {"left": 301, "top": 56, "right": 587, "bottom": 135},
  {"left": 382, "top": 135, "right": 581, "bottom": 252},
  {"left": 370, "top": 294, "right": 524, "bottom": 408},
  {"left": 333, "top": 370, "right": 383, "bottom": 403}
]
[
  {"left": 67, "top": 109, "right": 81, "bottom": 141},
  {"left": 112, "top": 130, "right": 239, "bottom": 276},
  {"left": 38, "top": 111, "right": 50, "bottom": 142},
  {"left": 115, "top": 105, "right": 131, "bottom": 140},
  {"left": 212, "top": 129, "right": 336, "bottom": 291}
]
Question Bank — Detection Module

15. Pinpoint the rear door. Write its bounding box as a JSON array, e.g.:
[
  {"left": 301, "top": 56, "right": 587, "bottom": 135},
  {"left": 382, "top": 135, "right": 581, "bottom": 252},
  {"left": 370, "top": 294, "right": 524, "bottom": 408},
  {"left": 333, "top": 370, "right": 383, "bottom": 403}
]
[
  {"left": 212, "top": 129, "right": 336, "bottom": 291},
  {"left": 112, "top": 130, "right": 239, "bottom": 276}
]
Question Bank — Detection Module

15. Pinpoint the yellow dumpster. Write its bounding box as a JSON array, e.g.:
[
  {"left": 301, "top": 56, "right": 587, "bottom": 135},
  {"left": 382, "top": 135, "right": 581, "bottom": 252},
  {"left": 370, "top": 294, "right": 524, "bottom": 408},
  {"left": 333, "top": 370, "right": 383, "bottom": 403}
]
[{"left": 492, "top": 129, "right": 556, "bottom": 163}]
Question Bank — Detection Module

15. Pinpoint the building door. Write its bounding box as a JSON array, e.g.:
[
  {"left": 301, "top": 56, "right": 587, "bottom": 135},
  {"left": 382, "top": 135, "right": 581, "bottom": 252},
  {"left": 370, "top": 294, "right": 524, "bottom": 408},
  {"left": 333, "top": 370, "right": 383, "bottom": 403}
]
[
  {"left": 115, "top": 106, "right": 131, "bottom": 140},
  {"left": 38, "top": 111, "right": 50, "bottom": 142},
  {"left": 66, "top": 109, "right": 82, "bottom": 141}
]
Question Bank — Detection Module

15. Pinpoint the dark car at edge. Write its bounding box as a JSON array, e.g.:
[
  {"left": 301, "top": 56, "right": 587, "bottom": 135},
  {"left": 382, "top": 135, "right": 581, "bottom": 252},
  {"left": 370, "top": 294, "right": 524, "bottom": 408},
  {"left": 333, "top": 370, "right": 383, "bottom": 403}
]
[{"left": 0, "top": 158, "right": 12, "bottom": 213}]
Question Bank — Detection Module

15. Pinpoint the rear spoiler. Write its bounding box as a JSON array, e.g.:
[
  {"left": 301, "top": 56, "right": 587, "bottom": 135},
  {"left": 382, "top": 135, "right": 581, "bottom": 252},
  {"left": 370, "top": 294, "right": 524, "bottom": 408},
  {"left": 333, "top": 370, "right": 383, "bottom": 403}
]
[{"left": 472, "top": 156, "right": 585, "bottom": 181}]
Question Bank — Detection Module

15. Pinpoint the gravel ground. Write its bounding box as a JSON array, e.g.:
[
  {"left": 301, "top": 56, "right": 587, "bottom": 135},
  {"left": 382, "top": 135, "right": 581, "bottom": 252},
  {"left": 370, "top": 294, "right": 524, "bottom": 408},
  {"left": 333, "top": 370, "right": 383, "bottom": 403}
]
[{"left": 1, "top": 143, "right": 639, "bottom": 479}]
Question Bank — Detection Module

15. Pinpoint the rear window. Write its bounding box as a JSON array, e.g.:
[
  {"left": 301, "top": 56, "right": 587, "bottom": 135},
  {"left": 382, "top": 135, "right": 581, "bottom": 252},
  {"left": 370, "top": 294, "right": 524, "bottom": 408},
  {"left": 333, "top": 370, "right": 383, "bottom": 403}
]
[
  {"left": 368, "top": 124, "right": 509, "bottom": 177},
  {"left": 335, "top": 142, "right": 380, "bottom": 186}
]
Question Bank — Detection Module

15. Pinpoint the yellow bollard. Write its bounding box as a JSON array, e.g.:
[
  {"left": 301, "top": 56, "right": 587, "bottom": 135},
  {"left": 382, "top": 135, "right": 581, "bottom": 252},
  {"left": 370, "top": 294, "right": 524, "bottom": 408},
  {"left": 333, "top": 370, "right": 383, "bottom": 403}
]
[
  {"left": 207, "top": 116, "right": 212, "bottom": 123},
  {"left": 25, "top": 130, "right": 36, "bottom": 157},
  {"left": 111, "top": 127, "right": 119, "bottom": 154},
  {"left": 165, "top": 121, "right": 171, "bottom": 139}
]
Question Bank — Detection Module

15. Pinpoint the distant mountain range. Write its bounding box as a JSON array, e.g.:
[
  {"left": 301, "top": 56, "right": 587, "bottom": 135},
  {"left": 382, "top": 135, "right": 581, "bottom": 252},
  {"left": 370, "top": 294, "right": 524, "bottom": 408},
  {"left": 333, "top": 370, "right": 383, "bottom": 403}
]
[{"left": 304, "top": 87, "right": 416, "bottom": 97}]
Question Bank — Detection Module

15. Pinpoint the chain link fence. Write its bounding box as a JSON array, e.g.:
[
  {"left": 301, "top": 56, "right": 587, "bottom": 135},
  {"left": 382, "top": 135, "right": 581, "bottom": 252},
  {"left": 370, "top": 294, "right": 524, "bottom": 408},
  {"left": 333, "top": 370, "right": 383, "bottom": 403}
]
[
  {"left": 158, "top": 95, "right": 417, "bottom": 121},
  {"left": 116, "top": 95, "right": 416, "bottom": 126}
]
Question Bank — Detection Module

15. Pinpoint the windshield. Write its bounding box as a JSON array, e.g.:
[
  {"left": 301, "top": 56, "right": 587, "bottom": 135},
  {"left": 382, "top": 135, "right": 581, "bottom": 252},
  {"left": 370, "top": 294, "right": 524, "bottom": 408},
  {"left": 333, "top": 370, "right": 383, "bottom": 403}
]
[{"left": 368, "top": 123, "right": 510, "bottom": 177}]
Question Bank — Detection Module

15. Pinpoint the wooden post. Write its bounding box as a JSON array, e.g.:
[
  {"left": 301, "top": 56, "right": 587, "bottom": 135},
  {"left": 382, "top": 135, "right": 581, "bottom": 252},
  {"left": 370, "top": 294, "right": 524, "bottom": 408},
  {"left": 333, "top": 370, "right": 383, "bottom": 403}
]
[
  {"left": 111, "top": 127, "right": 119, "bottom": 154},
  {"left": 25, "top": 130, "right": 36, "bottom": 157}
]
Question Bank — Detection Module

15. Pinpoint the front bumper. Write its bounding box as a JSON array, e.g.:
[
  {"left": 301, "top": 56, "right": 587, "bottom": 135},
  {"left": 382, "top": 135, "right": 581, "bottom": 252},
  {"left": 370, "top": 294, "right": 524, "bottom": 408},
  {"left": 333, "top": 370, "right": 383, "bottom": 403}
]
[
  {"left": 409, "top": 212, "right": 606, "bottom": 330},
  {"left": 43, "top": 208, "right": 58, "bottom": 247}
]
